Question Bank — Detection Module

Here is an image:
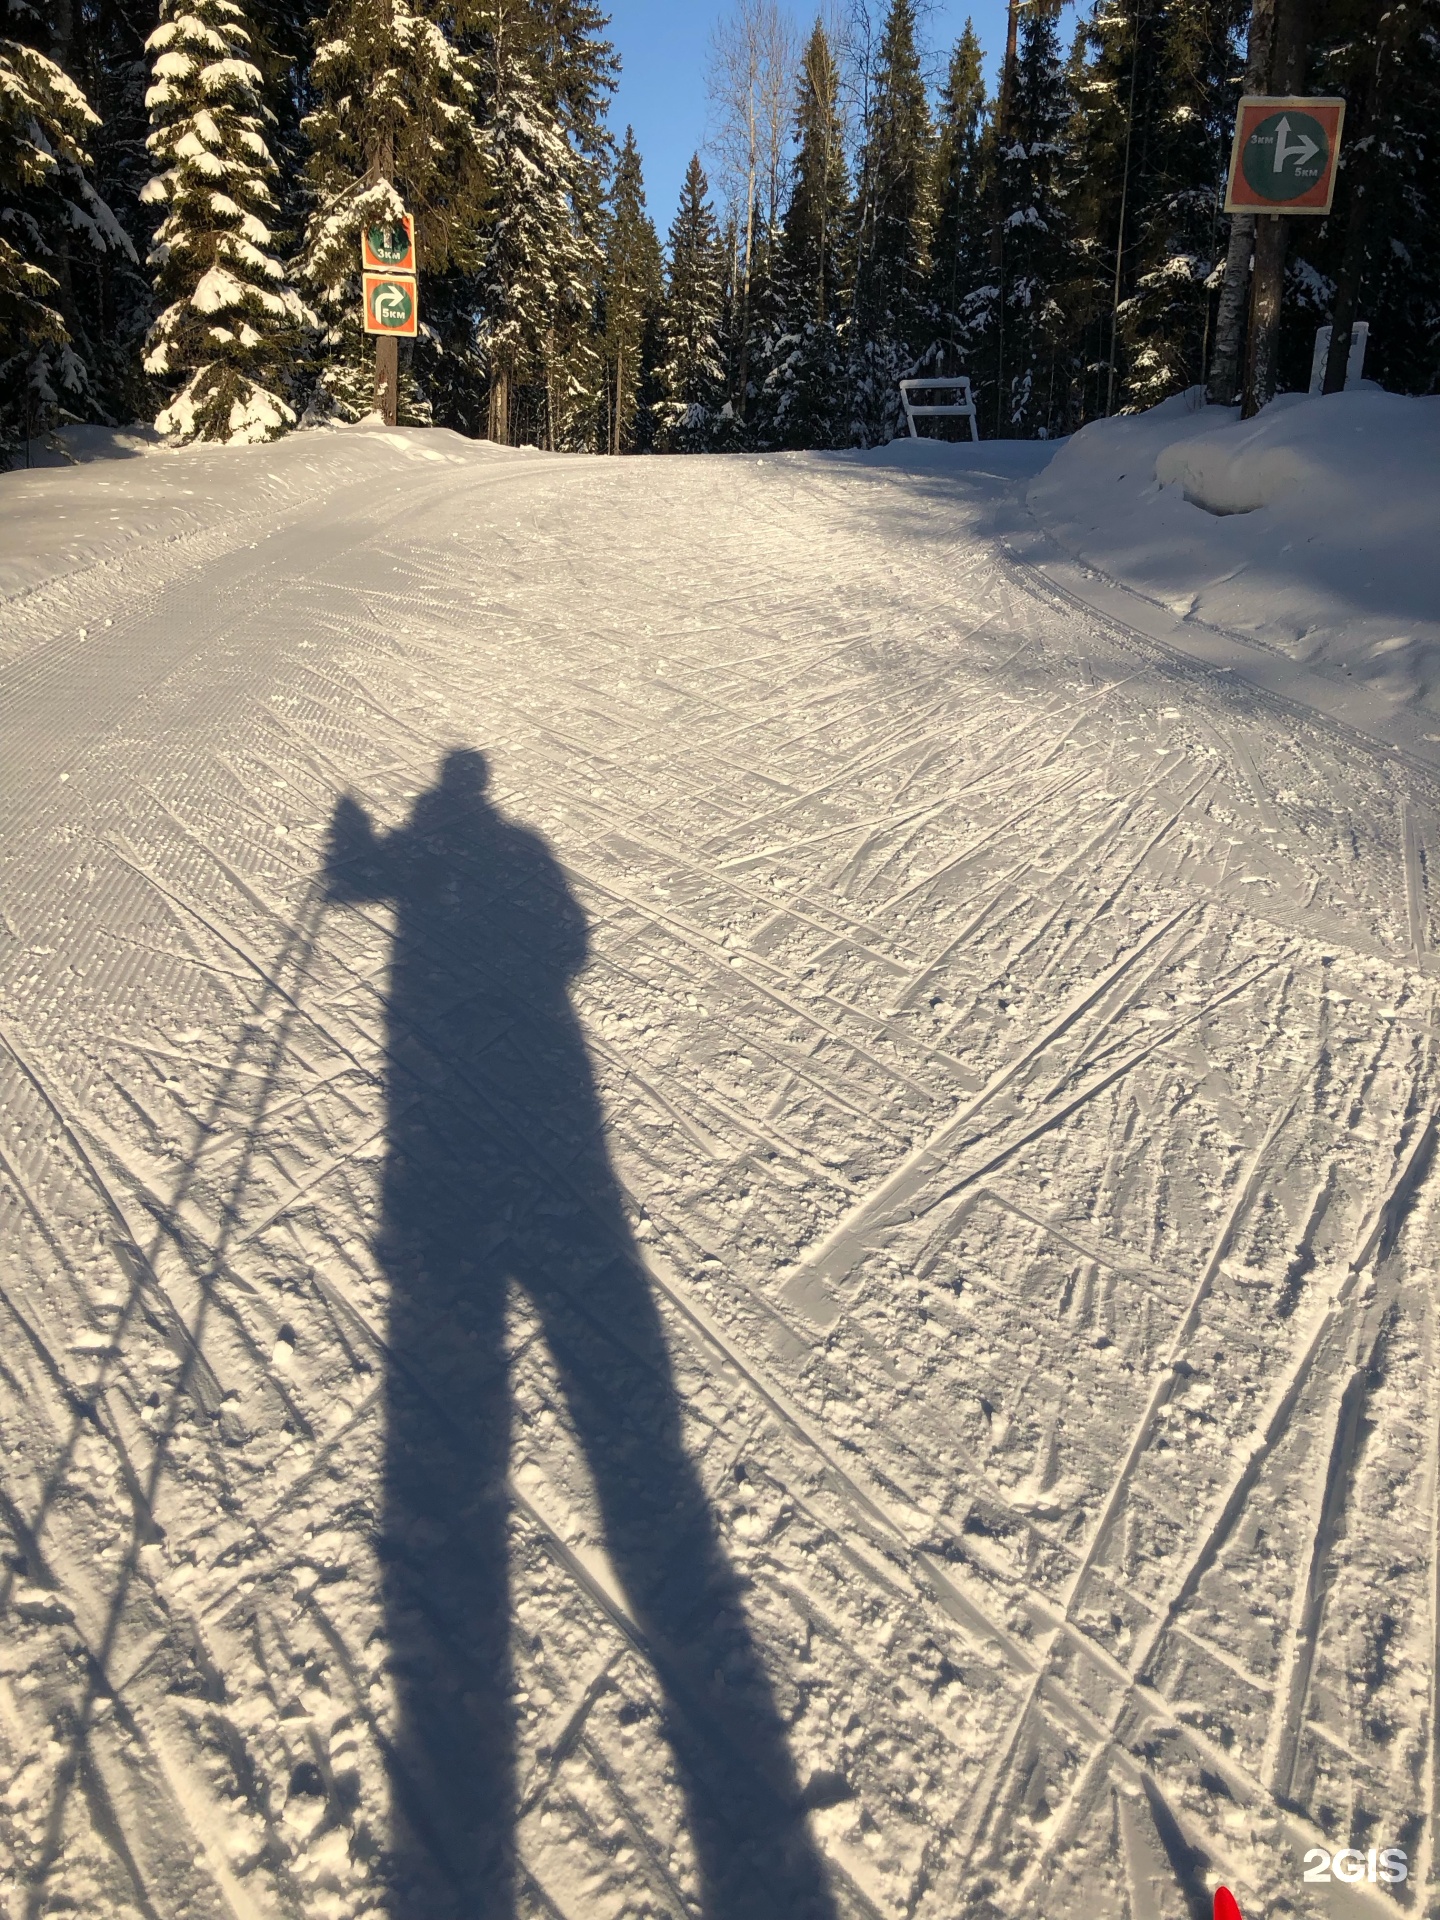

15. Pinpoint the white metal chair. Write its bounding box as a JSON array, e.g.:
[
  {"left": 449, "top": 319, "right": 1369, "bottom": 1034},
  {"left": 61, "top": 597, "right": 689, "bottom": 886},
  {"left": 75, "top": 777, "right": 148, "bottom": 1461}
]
[{"left": 898, "top": 376, "right": 980, "bottom": 442}]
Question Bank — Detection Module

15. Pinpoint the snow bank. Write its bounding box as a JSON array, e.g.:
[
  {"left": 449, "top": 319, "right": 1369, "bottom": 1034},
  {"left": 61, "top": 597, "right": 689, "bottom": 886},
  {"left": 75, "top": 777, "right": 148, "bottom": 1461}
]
[
  {"left": 1029, "top": 387, "right": 1440, "bottom": 712},
  {"left": 0, "top": 418, "right": 509, "bottom": 607}
]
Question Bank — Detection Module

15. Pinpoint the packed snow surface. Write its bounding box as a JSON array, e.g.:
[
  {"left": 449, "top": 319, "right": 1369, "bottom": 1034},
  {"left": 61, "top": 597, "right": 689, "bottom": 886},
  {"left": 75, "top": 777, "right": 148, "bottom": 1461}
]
[
  {"left": 1031, "top": 387, "right": 1440, "bottom": 714},
  {"left": 1, "top": 420, "right": 1437, "bottom": 1920}
]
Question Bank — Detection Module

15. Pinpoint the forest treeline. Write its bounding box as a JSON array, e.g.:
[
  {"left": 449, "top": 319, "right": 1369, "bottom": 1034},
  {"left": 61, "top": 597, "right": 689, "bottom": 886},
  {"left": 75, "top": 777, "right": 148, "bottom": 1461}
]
[{"left": 2, "top": 0, "right": 1437, "bottom": 460}]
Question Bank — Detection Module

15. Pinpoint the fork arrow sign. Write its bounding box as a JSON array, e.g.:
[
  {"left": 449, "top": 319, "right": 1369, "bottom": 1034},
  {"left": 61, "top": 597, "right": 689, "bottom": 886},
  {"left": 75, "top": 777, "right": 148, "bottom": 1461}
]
[{"left": 1273, "top": 115, "right": 1321, "bottom": 171}]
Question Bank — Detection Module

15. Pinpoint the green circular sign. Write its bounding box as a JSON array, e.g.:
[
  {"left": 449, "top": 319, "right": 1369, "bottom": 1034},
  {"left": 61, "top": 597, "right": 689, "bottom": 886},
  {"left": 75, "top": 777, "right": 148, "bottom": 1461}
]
[
  {"left": 1241, "top": 110, "right": 1329, "bottom": 202},
  {"left": 370, "top": 278, "right": 414, "bottom": 329},
  {"left": 366, "top": 221, "right": 411, "bottom": 266}
]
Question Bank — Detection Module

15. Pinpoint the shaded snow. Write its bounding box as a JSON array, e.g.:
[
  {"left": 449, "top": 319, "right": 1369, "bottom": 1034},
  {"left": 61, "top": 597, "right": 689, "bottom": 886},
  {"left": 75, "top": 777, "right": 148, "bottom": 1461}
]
[{"left": 1029, "top": 386, "right": 1440, "bottom": 712}]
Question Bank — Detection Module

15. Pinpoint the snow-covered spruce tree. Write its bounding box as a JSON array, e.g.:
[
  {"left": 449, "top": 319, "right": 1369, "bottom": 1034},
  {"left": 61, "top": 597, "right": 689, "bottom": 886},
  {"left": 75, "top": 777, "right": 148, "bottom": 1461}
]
[
  {"left": 527, "top": 0, "right": 617, "bottom": 446},
  {"left": 924, "top": 21, "right": 988, "bottom": 382},
  {"left": 599, "top": 124, "right": 661, "bottom": 453},
  {"left": 141, "top": 0, "right": 308, "bottom": 442},
  {"left": 847, "top": 0, "right": 935, "bottom": 444},
  {"left": 761, "top": 17, "right": 850, "bottom": 450},
  {"left": 653, "top": 152, "right": 725, "bottom": 452},
  {"left": 0, "top": 10, "right": 135, "bottom": 458},
  {"left": 469, "top": 0, "right": 599, "bottom": 446},
  {"left": 302, "top": 0, "right": 485, "bottom": 423},
  {"left": 965, "top": 2, "right": 1073, "bottom": 437}
]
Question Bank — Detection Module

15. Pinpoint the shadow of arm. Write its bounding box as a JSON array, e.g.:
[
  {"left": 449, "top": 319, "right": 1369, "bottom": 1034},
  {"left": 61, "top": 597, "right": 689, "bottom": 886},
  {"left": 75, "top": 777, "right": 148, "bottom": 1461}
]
[{"left": 325, "top": 795, "right": 392, "bottom": 903}]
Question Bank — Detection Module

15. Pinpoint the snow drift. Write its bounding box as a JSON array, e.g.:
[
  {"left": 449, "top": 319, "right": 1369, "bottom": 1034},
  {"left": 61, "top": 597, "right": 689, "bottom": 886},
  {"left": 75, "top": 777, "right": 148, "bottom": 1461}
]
[{"left": 1029, "top": 387, "right": 1440, "bottom": 712}]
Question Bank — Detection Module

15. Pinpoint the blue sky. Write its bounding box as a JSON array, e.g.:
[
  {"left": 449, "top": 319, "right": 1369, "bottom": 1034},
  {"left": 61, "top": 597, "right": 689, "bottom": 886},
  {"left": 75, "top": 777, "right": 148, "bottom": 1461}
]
[{"left": 603, "top": 0, "right": 1032, "bottom": 232}]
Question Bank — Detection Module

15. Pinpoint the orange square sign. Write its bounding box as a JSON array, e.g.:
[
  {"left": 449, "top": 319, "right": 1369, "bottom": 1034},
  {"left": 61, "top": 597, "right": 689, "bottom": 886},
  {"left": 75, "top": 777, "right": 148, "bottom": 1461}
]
[
  {"left": 362, "top": 271, "right": 418, "bottom": 337},
  {"left": 1225, "top": 96, "right": 1345, "bottom": 214},
  {"left": 361, "top": 214, "right": 416, "bottom": 274}
]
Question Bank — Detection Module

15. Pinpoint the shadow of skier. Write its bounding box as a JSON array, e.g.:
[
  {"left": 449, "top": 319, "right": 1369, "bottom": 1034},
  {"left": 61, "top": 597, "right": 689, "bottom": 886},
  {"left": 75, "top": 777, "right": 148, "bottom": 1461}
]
[{"left": 325, "top": 750, "right": 835, "bottom": 1920}]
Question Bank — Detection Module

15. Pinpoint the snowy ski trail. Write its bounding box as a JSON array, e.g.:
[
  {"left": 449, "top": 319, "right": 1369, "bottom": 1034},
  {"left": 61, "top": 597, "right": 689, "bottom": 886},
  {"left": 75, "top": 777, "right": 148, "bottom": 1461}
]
[{"left": 0, "top": 427, "right": 1436, "bottom": 1920}]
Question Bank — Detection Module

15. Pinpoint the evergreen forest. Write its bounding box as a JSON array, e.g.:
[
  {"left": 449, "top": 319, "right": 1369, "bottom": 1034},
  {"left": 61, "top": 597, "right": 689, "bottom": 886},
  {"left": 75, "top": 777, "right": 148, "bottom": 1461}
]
[{"left": 2, "top": 0, "right": 1437, "bottom": 462}]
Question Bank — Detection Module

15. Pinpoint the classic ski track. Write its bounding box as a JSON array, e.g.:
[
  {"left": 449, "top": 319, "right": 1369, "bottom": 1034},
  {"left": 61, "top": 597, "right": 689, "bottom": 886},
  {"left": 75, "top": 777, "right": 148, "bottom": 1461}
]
[
  {"left": 3, "top": 443, "right": 1438, "bottom": 1918},
  {"left": 985, "top": 1101, "right": 1440, "bottom": 1920}
]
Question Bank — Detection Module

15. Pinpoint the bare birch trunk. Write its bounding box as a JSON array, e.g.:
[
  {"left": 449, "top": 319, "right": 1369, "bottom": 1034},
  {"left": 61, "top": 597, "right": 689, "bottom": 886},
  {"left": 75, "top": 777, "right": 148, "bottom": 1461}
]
[{"left": 1207, "top": 214, "right": 1253, "bottom": 405}]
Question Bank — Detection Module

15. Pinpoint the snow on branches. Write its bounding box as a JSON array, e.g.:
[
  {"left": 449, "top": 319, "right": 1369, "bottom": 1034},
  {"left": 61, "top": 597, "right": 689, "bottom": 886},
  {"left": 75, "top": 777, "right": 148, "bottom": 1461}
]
[
  {"left": 142, "top": 0, "right": 308, "bottom": 442},
  {"left": 0, "top": 35, "right": 133, "bottom": 450}
]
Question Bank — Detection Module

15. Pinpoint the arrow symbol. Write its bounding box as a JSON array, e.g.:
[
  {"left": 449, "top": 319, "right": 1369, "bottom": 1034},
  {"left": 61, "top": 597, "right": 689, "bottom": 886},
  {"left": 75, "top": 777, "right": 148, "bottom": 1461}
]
[{"left": 1273, "top": 114, "right": 1320, "bottom": 172}]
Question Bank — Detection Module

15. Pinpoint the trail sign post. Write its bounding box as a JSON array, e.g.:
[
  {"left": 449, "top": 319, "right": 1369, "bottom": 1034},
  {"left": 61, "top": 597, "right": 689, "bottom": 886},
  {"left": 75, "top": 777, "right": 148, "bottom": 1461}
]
[
  {"left": 360, "top": 208, "right": 417, "bottom": 427},
  {"left": 1225, "top": 96, "right": 1345, "bottom": 214}
]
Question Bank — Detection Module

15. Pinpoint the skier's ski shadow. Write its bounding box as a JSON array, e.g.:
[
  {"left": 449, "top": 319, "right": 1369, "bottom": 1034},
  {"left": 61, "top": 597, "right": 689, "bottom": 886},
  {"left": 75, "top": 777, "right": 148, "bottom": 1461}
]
[{"left": 325, "top": 750, "right": 836, "bottom": 1920}]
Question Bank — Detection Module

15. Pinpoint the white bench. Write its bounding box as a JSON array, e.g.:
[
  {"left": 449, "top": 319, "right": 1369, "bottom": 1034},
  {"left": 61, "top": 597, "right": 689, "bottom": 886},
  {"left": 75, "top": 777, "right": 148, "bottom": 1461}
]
[{"left": 899, "top": 376, "right": 980, "bottom": 442}]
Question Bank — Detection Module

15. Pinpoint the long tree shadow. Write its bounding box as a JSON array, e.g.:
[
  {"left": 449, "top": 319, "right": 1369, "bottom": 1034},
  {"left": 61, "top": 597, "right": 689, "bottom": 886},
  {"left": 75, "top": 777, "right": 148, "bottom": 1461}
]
[{"left": 326, "top": 750, "right": 836, "bottom": 1920}]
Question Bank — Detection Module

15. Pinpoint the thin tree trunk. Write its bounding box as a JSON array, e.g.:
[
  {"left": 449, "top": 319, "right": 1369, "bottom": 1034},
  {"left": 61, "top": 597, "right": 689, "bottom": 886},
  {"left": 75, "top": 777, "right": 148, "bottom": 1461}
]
[
  {"left": 488, "top": 366, "right": 510, "bottom": 444},
  {"left": 545, "top": 325, "right": 557, "bottom": 450},
  {"left": 1106, "top": 2, "right": 1144, "bottom": 416},
  {"left": 372, "top": 126, "right": 398, "bottom": 426},
  {"left": 737, "top": 100, "right": 757, "bottom": 422}
]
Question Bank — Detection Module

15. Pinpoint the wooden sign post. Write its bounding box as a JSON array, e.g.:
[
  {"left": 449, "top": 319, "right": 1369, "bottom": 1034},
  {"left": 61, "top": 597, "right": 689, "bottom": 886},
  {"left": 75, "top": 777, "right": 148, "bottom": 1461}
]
[{"left": 361, "top": 213, "right": 417, "bottom": 427}]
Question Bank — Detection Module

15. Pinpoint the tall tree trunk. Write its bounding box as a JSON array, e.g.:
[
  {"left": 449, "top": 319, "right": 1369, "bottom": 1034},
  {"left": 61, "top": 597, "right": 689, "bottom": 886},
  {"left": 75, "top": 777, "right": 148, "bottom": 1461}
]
[
  {"left": 1208, "top": 0, "right": 1277, "bottom": 403},
  {"left": 1243, "top": 214, "right": 1286, "bottom": 413},
  {"left": 1241, "top": 0, "right": 1311, "bottom": 414},
  {"left": 999, "top": 0, "right": 1021, "bottom": 136}
]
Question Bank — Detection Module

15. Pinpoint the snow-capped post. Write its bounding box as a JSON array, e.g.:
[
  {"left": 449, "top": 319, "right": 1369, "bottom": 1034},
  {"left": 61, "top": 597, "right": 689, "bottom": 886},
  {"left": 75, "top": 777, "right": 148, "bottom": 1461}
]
[{"left": 360, "top": 203, "right": 417, "bottom": 424}]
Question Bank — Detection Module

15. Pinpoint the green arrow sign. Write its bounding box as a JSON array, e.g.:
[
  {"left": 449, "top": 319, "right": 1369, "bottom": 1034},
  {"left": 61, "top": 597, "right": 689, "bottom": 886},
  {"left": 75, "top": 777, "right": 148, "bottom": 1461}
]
[
  {"left": 1240, "top": 110, "right": 1330, "bottom": 203},
  {"left": 369, "top": 278, "right": 414, "bottom": 330},
  {"left": 366, "top": 222, "right": 411, "bottom": 266}
]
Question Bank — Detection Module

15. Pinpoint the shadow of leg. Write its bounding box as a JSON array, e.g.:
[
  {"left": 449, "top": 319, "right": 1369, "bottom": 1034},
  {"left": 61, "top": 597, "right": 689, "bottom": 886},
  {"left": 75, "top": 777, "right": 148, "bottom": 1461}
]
[
  {"left": 378, "top": 1206, "right": 516, "bottom": 1919},
  {"left": 524, "top": 1217, "right": 837, "bottom": 1920}
]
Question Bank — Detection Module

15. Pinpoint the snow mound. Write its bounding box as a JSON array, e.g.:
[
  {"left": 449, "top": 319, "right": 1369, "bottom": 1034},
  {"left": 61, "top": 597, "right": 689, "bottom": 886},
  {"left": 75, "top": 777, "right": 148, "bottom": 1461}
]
[{"left": 1029, "top": 387, "right": 1440, "bottom": 711}]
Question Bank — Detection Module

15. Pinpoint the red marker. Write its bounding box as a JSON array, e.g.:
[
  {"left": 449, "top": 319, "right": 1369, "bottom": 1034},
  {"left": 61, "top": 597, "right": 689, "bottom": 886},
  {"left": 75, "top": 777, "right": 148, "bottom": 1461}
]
[{"left": 1215, "top": 1890, "right": 1244, "bottom": 1920}]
